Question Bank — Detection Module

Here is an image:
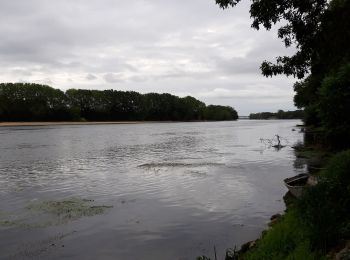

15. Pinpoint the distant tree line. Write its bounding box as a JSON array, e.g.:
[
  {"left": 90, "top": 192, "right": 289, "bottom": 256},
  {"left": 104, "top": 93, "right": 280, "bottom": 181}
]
[
  {"left": 0, "top": 83, "right": 238, "bottom": 122},
  {"left": 249, "top": 110, "right": 304, "bottom": 120}
]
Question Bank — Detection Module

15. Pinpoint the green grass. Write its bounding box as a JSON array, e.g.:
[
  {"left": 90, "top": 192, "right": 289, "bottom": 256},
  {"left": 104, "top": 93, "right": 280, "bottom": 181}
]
[
  {"left": 199, "top": 149, "right": 350, "bottom": 260},
  {"left": 242, "top": 209, "right": 324, "bottom": 260},
  {"left": 297, "top": 150, "right": 350, "bottom": 251},
  {"left": 242, "top": 150, "right": 350, "bottom": 259}
]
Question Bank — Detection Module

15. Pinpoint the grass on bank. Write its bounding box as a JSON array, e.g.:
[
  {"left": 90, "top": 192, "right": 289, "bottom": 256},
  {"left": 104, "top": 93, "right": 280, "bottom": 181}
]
[
  {"left": 297, "top": 150, "right": 350, "bottom": 253},
  {"left": 240, "top": 150, "right": 350, "bottom": 260},
  {"left": 242, "top": 209, "right": 324, "bottom": 260}
]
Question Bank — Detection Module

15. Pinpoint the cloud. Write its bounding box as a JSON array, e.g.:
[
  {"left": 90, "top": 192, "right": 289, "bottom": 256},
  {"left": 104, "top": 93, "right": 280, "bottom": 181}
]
[
  {"left": 103, "top": 73, "right": 124, "bottom": 83},
  {"left": 0, "top": 0, "right": 298, "bottom": 114},
  {"left": 199, "top": 86, "right": 291, "bottom": 99},
  {"left": 86, "top": 73, "right": 97, "bottom": 81}
]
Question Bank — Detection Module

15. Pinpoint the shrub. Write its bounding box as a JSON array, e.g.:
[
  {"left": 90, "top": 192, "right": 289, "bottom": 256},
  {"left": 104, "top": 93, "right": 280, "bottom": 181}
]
[
  {"left": 319, "top": 64, "right": 350, "bottom": 148},
  {"left": 243, "top": 210, "right": 323, "bottom": 260},
  {"left": 297, "top": 150, "right": 350, "bottom": 251}
]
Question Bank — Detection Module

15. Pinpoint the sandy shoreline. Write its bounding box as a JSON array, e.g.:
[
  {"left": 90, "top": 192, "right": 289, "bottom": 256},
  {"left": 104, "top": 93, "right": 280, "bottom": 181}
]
[{"left": 0, "top": 121, "right": 163, "bottom": 127}]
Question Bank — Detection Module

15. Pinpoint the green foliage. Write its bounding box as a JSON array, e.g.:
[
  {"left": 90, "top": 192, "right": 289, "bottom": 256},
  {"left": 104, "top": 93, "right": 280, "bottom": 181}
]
[
  {"left": 318, "top": 64, "right": 350, "bottom": 148},
  {"left": 243, "top": 210, "right": 323, "bottom": 260},
  {"left": 216, "top": 0, "right": 328, "bottom": 78},
  {"left": 204, "top": 105, "right": 238, "bottom": 121},
  {"left": 216, "top": 0, "right": 350, "bottom": 148},
  {"left": 249, "top": 112, "right": 275, "bottom": 120},
  {"left": 249, "top": 110, "right": 304, "bottom": 120},
  {"left": 240, "top": 144, "right": 350, "bottom": 260},
  {"left": 0, "top": 83, "right": 238, "bottom": 122},
  {"left": 226, "top": 151, "right": 350, "bottom": 260},
  {"left": 295, "top": 0, "right": 350, "bottom": 137},
  {"left": 297, "top": 150, "right": 350, "bottom": 251},
  {"left": 0, "top": 83, "right": 70, "bottom": 121}
]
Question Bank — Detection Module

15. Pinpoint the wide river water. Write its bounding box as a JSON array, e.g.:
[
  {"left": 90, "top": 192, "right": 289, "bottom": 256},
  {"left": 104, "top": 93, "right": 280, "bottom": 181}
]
[{"left": 0, "top": 120, "right": 304, "bottom": 260}]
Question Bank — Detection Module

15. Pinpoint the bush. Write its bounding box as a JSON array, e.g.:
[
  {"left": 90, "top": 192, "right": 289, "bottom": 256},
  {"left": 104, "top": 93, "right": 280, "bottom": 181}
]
[
  {"left": 319, "top": 63, "right": 350, "bottom": 148},
  {"left": 243, "top": 151, "right": 350, "bottom": 259},
  {"left": 297, "top": 150, "right": 350, "bottom": 251},
  {"left": 243, "top": 210, "right": 323, "bottom": 260}
]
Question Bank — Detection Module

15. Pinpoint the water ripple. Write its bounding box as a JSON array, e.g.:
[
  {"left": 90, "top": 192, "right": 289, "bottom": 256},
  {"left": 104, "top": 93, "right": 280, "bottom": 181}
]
[{"left": 0, "top": 120, "right": 304, "bottom": 259}]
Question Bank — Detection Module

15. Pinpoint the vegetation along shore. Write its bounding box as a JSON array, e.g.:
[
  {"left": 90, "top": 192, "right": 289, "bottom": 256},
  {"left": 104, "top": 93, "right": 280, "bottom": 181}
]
[
  {"left": 195, "top": 0, "right": 350, "bottom": 259},
  {"left": 249, "top": 110, "right": 304, "bottom": 120},
  {"left": 0, "top": 121, "right": 213, "bottom": 127},
  {"left": 0, "top": 83, "right": 238, "bottom": 123}
]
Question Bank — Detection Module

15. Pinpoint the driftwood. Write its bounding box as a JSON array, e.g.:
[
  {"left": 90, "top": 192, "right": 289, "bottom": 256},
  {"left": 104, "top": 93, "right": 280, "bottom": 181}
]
[{"left": 260, "top": 134, "right": 287, "bottom": 150}]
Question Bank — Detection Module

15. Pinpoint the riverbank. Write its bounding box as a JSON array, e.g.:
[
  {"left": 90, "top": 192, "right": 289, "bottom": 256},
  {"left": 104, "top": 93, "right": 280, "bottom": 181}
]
[
  {"left": 223, "top": 145, "right": 350, "bottom": 260},
  {"left": 0, "top": 120, "right": 246, "bottom": 127},
  {"left": 0, "top": 121, "right": 180, "bottom": 127}
]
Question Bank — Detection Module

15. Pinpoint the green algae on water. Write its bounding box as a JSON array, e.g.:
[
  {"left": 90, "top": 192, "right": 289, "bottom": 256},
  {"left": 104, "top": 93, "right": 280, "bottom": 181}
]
[
  {"left": 0, "top": 220, "right": 35, "bottom": 229},
  {"left": 1, "top": 199, "right": 113, "bottom": 229},
  {"left": 27, "top": 198, "right": 113, "bottom": 221}
]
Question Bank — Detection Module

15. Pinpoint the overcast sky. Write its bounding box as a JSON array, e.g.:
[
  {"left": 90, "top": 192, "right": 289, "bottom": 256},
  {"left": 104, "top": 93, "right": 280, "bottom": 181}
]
[{"left": 0, "top": 0, "right": 298, "bottom": 115}]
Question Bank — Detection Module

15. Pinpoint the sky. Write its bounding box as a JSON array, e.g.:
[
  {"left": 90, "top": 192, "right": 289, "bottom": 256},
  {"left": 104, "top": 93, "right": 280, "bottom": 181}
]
[{"left": 0, "top": 0, "right": 298, "bottom": 115}]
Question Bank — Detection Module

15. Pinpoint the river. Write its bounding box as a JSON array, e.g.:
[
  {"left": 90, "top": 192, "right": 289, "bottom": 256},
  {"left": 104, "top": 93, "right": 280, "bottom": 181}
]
[{"left": 0, "top": 120, "right": 304, "bottom": 259}]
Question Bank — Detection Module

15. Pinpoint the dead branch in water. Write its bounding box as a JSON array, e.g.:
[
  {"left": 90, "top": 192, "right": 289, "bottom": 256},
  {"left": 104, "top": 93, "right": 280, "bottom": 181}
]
[{"left": 260, "top": 134, "right": 288, "bottom": 150}]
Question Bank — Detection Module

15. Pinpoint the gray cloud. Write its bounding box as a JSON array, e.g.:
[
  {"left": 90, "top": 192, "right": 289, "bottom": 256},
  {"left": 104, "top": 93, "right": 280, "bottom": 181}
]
[
  {"left": 86, "top": 73, "right": 97, "bottom": 81},
  {"left": 0, "top": 0, "right": 297, "bottom": 115},
  {"left": 103, "top": 73, "right": 124, "bottom": 84}
]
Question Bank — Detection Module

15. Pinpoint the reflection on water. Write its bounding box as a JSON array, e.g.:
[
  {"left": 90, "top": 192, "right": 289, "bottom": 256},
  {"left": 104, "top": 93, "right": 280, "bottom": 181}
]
[{"left": 0, "top": 120, "right": 304, "bottom": 259}]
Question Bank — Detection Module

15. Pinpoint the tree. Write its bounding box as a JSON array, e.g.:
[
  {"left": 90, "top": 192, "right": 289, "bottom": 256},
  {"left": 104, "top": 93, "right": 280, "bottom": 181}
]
[
  {"left": 180, "top": 96, "right": 206, "bottom": 120},
  {"left": 0, "top": 83, "right": 239, "bottom": 122},
  {"left": 0, "top": 83, "right": 70, "bottom": 121},
  {"left": 216, "top": 0, "right": 350, "bottom": 147},
  {"left": 318, "top": 64, "right": 350, "bottom": 147},
  {"left": 216, "top": 0, "right": 328, "bottom": 78},
  {"left": 204, "top": 105, "right": 238, "bottom": 121},
  {"left": 249, "top": 110, "right": 304, "bottom": 120}
]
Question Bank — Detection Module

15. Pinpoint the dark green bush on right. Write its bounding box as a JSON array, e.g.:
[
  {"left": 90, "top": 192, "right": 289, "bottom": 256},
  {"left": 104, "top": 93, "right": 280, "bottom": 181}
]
[
  {"left": 319, "top": 64, "right": 350, "bottom": 148},
  {"left": 298, "top": 150, "right": 350, "bottom": 252}
]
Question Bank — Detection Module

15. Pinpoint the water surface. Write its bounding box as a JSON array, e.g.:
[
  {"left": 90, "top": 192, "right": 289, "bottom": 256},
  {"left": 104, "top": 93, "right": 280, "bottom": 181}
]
[{"left": 0, "top": 120, "right": 304, "bottom": 259}]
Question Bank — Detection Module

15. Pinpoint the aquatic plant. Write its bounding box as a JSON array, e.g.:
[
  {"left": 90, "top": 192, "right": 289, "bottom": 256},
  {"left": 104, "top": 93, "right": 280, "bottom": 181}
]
[
  {"left": 27, "top": 198, "right": 113, "bottom": 221},
  {"left": 0, "top": 198, "right": 113, "bottom": 229}
]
